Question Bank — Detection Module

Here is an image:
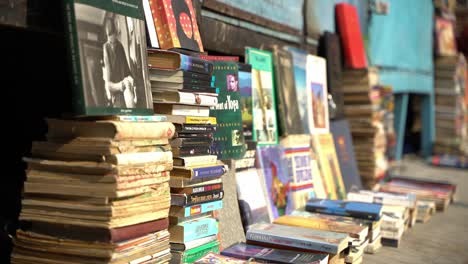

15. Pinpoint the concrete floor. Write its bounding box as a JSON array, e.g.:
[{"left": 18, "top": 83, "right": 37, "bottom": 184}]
[{"left": 365, "top": 155, "right": 468, "bottom": 264}]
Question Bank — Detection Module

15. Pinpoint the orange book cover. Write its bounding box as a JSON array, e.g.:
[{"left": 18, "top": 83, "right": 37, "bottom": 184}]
[{"left": 149, "top": 0, "right": 204, "bottom": 52}]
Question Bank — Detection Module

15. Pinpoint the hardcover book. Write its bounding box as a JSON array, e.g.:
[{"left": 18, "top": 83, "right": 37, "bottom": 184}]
[
  {"left": 239, "top": 63, "right": 254, "bottom": 141},
  {"left": 169, "top": 217, "right": 218, "bottom": 243},
  {"left": 64, "top": 0, "right": 153, "bottom": 116},
  {"left": 236, "top": 168, "right": 273, "bottom": 231},
  {"left": 147, "top": 49, "right": 213, "bottom": 74},
  {"left": 222, "top": 243, "right": 329, "bottom": 264},
  {"left": 209, "top": 60, "right": 246, "bottom": 159},
  {"left": 272, "top": 47, "right": 304, "bottom": 136},
  {"left": 318, "top": 31, "right": 344, "bottom": 119},
  {"left": 245, "top": 48, "right": 279, "bottom": 145},
  {"left": 283, "top": 47, "right": 310, "bottom": 133},
  {"left": 246, "top": 223, "right": 349, "bottom": 255},
  {"left": 330, "top": 119, "right": 362, "bottom": 192},
  {"left": 148, "top": 0, "right": 204, "bottom": 52},
  {"left": 305, "top": 198, "right": 383, "bottom": 221},
  {"left": 306, "top": 55, "right": 329, "bottom": 134},
  {"left": 172, "top": 240, "right": 220, "bottom": 263}
]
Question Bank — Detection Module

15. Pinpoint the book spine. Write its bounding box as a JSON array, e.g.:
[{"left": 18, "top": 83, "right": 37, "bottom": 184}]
[
  {"left": 179, "top": 155, "right": 218, "bottom": 167},
  {"left": 172, "top": 190, "right": 224, "bottom": 206},
  {"left": 183, "top": 241, "right": 220, "bottom": 263},
  {"left": 179, "top": 218, "right": 218, "bottom": 242},
  {"left": 192, "top": 165, "right": 226, "bottom": 180},
  {"left": 190, "top": 183, "right": 223, "bottom": 194},
  {"left": 305, "top": 205, "right": 379, "bottom": 221},
  {"left": 143, "top": 0, "right": 159, "bottom": 48},
  {"left": 246, "top": 230, "right": 338, "bottom": 254},
  {"left": 183, "top": 200, "right": 223, "bottom": 217},
  {"left": 172, "top": 106, "right": 210, "bottom": 117},
  {"left": 180, "top": 54, "right": 214, "bottom": 75},
  {"left": 64, "top": 1, "right": 85, "bottom": 115}
]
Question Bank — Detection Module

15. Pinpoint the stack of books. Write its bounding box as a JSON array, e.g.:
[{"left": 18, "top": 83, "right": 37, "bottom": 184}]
[
  {"left": 379, "top": 205, "right": 409, "bottom": 247},
  {"left": 433, "top": 54, "right": 468, "bottom": 157},
  {"left": 416, "top": 200, "right": 436, "bottom": 223},
  {"left": 12, "top": 118, "right": 176, "bottom": 264},
  {"left": 379, "top": 176, "right": 457, "bottom": 211},
  {"left": 341, "top": 69, "right": 389, "bottom": 189},
  {"left": 149, "top": 52, "right": 226, "bottom": 264}
]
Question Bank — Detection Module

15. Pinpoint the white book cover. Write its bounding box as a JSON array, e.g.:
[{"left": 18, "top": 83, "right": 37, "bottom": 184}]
[{"left": 306, "top": 55, "right": 329, "bottom": 134}]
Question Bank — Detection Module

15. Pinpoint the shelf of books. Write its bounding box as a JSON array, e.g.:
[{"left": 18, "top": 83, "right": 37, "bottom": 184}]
[{"left": 4, "top": 0, "right": 465, "bottom": 264}]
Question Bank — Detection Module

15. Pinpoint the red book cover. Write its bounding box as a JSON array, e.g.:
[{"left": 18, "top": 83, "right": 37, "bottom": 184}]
[
  {"left": 335, "top": 3, "right": 367, "bottom": 69},
  {"left": 149, "top": 0, "right": 204, "bottom": 52}
]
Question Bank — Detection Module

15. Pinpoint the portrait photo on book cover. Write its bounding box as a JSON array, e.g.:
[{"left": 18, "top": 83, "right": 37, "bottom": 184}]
[{"left": 74, "top": 3, "right": 152, "bottom": 111}]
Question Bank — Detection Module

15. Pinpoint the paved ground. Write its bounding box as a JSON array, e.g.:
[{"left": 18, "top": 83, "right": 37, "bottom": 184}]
[{"left": 365, "top": 156, "right": 468, "bottom": 264}]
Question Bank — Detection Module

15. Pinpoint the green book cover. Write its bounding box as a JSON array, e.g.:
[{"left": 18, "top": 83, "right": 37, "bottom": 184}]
[
  {"left": 210, "top": 61, "right": 246, "bottom": 160},
  {"left": 183, "top": 240, "right": 220, "bottom": 263},
  {"left": 64, "top": 0, "right": 153, "bottom": 116},
  {"left": 245, "top": 48, "right": 279, "bottom": 146}
]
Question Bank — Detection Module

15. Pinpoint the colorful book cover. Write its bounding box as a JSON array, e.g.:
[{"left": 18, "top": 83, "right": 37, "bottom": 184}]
[
  {"left": 435, "top": 17, "right": 457, "bottom": 57},
  {"left": 272, "top": 47, "right": 304, "bottom": 136},
  {"left": 306, "top": 55, "right": 329, "bottom": 134},
  {"left": 149, "top": 0, "right": 204, "bottom": 52},
  {"left": 170, "top": 217, "right": 219, "bottom": 243},
  {"left": 257, "top": 146, "right": 292, "bottom": 218},
  {"left": 182, "top": 240, "right": 221, "bottom": 263},
  {"left": 245, "top": 48, "right": 279, "bottom": 145},
  {"left": 222, "top": 242, "right": 329, "bottom": 264},
  {"left": 289, "top": 210, "right": 378, "bottom": 231},
  {"left": 194, "top": 252, "right": 251, "bottom": 264},
  {"left": 64, "top": 0, "right": 153, "bottom": 116},
  {"left": 235, "top": 167, "right": 273, "bottom": 231},
  {"left": 305, "top": 198, "right": 383, "bottom": 221},
  {"left": 330, "top": 119, "right": 362, "bottom": 192},
  {"left": 284, "top": 47, "right": 310, "bottom": 133},
  {"left": 312, "top": 133, "right": 346, "bottom": 200},
  {"left": 246, "top": 223, "right": 349, "bottom": 254},
  {"left": 238, "top": 63, "right": 254, "bottom": 141},
  {"left": 209, "top": 61, "right": 246, "bottom": 159}
]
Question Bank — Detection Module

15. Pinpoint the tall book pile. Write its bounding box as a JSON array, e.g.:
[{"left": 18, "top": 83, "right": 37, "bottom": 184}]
[
  {"left": 149, "top": 53, "right": 226, "bottom": 264},
  {"left": 433, "top": 54, "right": 468, "bottom": 157},
  {"left": 342, "top": 69, "right": 388, "bottom": 188},
  {"left": 12, "top": 118, "right": 175, "bottom": 264}
]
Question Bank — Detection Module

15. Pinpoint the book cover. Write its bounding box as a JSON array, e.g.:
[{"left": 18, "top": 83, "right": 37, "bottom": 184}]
[
  {"left": 305, "top": 198, "right": 383, "bottom": 221},
  {"left": 306, "top": 55, "right": 329, "bottom": 134},
  {"left": 171, "top": 234, "right": 217, "bottom": 251},
  {"left": 222, "top": 242, "right": 329, "bottom": 264},
  {"left": 272, "top": 47, "right": 304, "bottom": 136},
  {"left": 194, "top": 252, "right": 250, "bottom": 264},
  {"left": 246, "top": 223, "right": 349, "bottom": 255},
  {"left": 335, "top": 3, "right": 367, "bottom": 69},
  {"left": 147, "top": 49, "right": 213, "bottom": 74},
  {"left": 312, "top": 133, "right": 346, "bottom": 200},
  {"left": 330, "top": 119, "right": 362, "bottom": 192},
  {"left": 258, "top": 146, "right": 295, "bottom": 218},
  {"left": 170, "top": 200, "right": 223, "bottom": 218},
  {"left": 64, "top": 0, "right": 153, "bottom": 116},
  {"left": 149, "top": 0, "right": 203, "bottom": 52},
  {"left": 209, "top": 61, "right": 246, "bottom": 159},
  {"left": 170, "top": 217, "right": 218, "bottom": 243},
  {"left": 142, "top": 0, "right": 159, "bottom": 48},
  {"left": 318, "top": 31, "right": 344, "bottom": 119},
  {"left": 172, "top": 164, "right": 227, "bottom": 180},
  {"left": 235, "top": 168, "right": 273, "bottom": 232},
  {"left": 239, "top": 63, "right": 254, "bottom": 141},
  {"left": 178, "top": 240, "right": 221, "bottom": 263},
  {"left": 283, "top": 47, "right": 310, "bottom": 133},
  {"left": 245, "top": 48, "right": 279, "bottom": 145},
  {"left": 347, "top": 191, "right": 417, "bottom": 208},
  {"left": 435, "top": 17, "right": 457, "bottom": 57}
]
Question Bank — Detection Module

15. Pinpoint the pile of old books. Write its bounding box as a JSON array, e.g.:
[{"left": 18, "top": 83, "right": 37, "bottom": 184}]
[
  {"left": 148, "top": 52, "right": 226, "bottom": 264},
  {"left": 342, "top": 68, "right": 389, "bottom": 189},
  {"left": 12, "top": 118, "right": 175, "bottom": 264},
  {"left": 433, "top": 54, "right": 468, "bottom": 158}
]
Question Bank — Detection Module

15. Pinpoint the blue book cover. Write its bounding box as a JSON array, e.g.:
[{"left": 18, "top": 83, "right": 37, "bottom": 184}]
[
  {"left": 178, "top": 200, "right": 224, "bottom": 218},
  {"left": 283, "top": 47, "right": 310, "bottom": 133},
  {"left": 330, "top": 119, "right": 362, "bottom": 192},
  {"left": 305, "top": 198, "right": 382, "bottom": 221},
  {"left": 192, "top": 165, "right": 227, "bottom": 180}
]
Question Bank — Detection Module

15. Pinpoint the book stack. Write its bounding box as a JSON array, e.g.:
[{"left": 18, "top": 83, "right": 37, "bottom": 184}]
[
  {"left": 416, "top": 200, "right": 436, "bottom": 223},
  {"left": 274, "top": 212, "right": 369, "bottom": 264},
  {"left": 347, "top": 190, "right": 418, "bottom": 228},
  {"left": 379, "top": 176, "right": 457, "bottom": 211},
  {"left": 341, "top": 69, "right": 388, "bottom": 189},
  {"left": 433, "top": 54, "right": 468, "bottom": 157},
  {"left": 304, "top": 198, "right": 384, "bottom": 255},
  {"left": 148, "top": 51, "right": 226, "bottom": 263},
  {"left": 12, "top": 118, "right": 176, "bottom": 264},
  {"left": 379, "top": 205, "right": 408, "bottom": 247}
]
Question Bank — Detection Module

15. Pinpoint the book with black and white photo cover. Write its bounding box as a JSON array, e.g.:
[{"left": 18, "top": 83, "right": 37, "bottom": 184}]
[{"left": 64, "top": 0, "right": 153, "bottom": 116}]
